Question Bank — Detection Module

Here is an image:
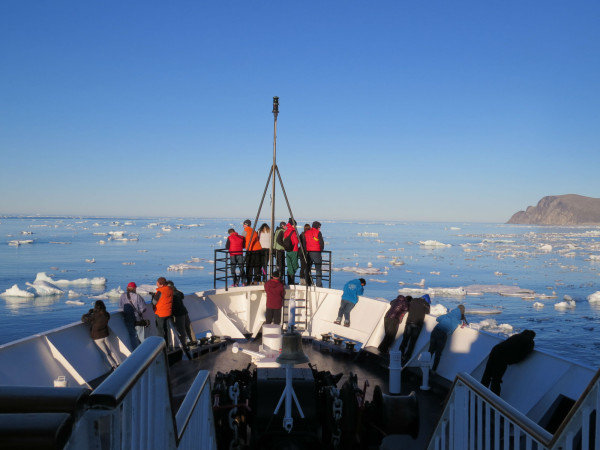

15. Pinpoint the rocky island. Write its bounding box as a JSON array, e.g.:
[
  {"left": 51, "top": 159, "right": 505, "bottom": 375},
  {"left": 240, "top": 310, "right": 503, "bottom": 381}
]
[{"left": 507, "top": 194, "right": 600, "bottom": 225}]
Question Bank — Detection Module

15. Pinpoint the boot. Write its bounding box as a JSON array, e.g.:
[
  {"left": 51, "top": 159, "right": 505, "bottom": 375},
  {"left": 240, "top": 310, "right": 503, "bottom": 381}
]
[{"left": 288, "top": 274, "right": 295, "bottom": 285}]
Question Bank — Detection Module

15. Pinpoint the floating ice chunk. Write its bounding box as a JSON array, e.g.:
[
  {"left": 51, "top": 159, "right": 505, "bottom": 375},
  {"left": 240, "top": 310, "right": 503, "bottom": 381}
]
[
  {"left": 106, "top": 287, "right": 124, "bottom": 298},
  {"left": 367, "top": 262, "right": 373, "bottom": 268},
  {"left": 470, "top": 319, "right": 513, "bottom": 335},
  {"left": 340, "top": 266, "right": 383, "bottom": 274},
  {"left": 533, "top": 302, "right": 544, "bottom": 308},
  {"left": 167, "top": 264, "right": 205, "bottom": 271},
  {"left": 429, "top": 304, "right": 448, "bottom": 316},
  {"left": 414, "top": 279, "right": 425, "bottom": 286},
  {"left": 20, "top": 231, "right": 33, "bottom": 235},
  {"left": 358, "top": 232, "right": 379, "bottom": 237},
  {"left": 494, "top": 271, "right": 504, "bottom": 276},
  {"left": 588, "top": 291, "right": 600, "bottom": 303},
  {"left": 8, "top": 240, "right": 34, "bottom": 246},
  {"left": 65, "top": 300, "right": 84, "bottom": 305},
  {"left": 35, "top": 272, "right": 107, "bottom": 286},
  {"left": 430, "top": 271, "right": 440, "bottom": 275},
  {"left": 85, "top": 258, "right": 95, "bottom": 263},
  {"left": 68, "top": 290, "right": 80, "bottom": 297},
  {"left": 26, "top": 280, "right": 64, "bottom": 296},
  {"left": 0, "top": 284, "right": 35, "bottom": 298},
  {"left": 554, "top": 299, "right": 576, "bottom": 310},
  {"left": 419, "top": 240, "right": 450, "bottom": 248},
  {"left": 450, "top": 227, "right": 461, "bottom": 230},
  {"left": 539, "top": 244, "right": 553, "bottom": 253},
  {"left": 109, "top": 231, "right": 125, "bottom": 237},
  {"left": 390, "top": 259, "right": 405, "bottom": 266},
  {"left": 368, "top": 279, "right": 388, "bottom": 283}
]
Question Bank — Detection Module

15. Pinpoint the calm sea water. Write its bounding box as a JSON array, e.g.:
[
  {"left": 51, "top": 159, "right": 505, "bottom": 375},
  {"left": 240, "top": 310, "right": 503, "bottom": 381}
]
[{"left": 2, "top": 217, "right": 600, "bottom": 368}]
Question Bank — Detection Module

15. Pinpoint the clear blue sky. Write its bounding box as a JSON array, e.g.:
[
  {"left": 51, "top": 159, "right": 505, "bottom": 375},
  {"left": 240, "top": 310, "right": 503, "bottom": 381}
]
[{"left": 1, "top": 1, "right": 599, "bottom": 222}]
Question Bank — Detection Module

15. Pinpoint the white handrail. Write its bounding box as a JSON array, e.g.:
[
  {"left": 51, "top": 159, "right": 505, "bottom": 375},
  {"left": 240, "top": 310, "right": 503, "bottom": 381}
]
[
  {"left": 428, "top": 370, "right": 600, "bottom": 450},
  {"left": 65, "top": 337, "right": 216, "bottom": 450}
]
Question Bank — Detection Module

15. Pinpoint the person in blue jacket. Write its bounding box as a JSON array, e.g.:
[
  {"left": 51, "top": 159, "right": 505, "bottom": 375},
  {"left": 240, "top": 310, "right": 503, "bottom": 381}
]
[
  {"left": 428, "top": 305, "right": 467, "bottom": 372},
  {"left": 334, "top": 278, "right": 366, "bottom": 327}
]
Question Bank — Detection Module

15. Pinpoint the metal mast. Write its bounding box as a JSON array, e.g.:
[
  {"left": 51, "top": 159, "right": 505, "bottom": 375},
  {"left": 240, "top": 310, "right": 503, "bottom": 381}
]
[{"left": 269, "top": 97, "right": 279, "bottom": 277}]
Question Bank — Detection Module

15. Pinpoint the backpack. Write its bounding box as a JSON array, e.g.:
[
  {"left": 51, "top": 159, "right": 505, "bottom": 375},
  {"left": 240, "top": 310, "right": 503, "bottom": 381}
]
[
  {"left": 276, "top": 229, "right": 284, "bottom": 247},
  {"left": 283, "top": 231, "right": 294, "bottom": 251}
]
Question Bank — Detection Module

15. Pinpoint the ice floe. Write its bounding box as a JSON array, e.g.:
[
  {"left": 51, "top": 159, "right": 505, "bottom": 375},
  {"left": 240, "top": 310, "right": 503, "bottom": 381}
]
[
  {"left": 554, "top": 296, "right": 576, "bottom": 310},
  {"left": 65, "top": 300, "right": 84, "bottom": 305},
  {"left": 8, "top": 240, "right": 34, "bottom": 246},
  {"left": 35, "top": 272, "right": 106, "bottom": 286},
  {"left": 419, "top": 240, "right": 451, "bottom": 248},
  {"left": 339, "top": 266, "right": 385, "bottom": 275},
  {"left": 0, "top": 284, "right": 35, "bottom": 298},
  {"left": 470, "top": 319, "right": 513, "bottom": 335},
  {"left": 588, "top": 291, "right": 600, "bottom": 303},
  {"left": 167, "top": 263, "right": 205, "bottom": 271},
  {"left": 90, "top": 287, "right": 123, "bottom": 300},
  {"left": 533, "top": 302, "right": 544, "bottom": 308},
  {"left": 26, "top": 280, "right": 64, "bottom": 296}
]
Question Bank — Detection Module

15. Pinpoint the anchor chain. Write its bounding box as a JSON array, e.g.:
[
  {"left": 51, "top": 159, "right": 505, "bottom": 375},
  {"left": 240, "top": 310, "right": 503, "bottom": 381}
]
[
  {"left": 228, "top": 383, "right": 240, "bottom": 450},
  {"left": 329, "top": 387, "right": 343, "bottom": 449}
]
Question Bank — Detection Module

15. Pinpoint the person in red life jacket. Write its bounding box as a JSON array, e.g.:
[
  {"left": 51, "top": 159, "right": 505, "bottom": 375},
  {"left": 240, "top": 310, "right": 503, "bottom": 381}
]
[
  {"left": 264, "top": 270, "right": 285, "bottom": 325},
  {"left": 298, "top": 223, "right": 310, "bottom": 286},
  {"left": 283, "top": 218, "right": 300, "bottom": 285},
  {"left": 378, "top": 295, "right": 412, "bottom": 353},
  {"left": 151, "top": 277, "right": 174, "bottom": 348},
  {"left": 226, "top": 228, "right": 246, "bottom": 287},
  {"left": 304, "top": 221, "right": 325, "bottom": 287},
  {"left": 243, "top": 219, "right": 262, "bottom": 285}
]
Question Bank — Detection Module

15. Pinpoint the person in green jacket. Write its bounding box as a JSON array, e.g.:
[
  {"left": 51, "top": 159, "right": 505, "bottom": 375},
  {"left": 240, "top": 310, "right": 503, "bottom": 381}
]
[{"left": 273, "top": 221, "right": 286, "bottom": 277}]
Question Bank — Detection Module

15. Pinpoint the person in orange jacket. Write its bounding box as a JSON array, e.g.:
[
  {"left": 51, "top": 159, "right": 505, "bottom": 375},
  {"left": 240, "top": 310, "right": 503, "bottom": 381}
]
[
  {"left": 151, "top": 276, "right": 174, "bottom": 347},
  {"left": 243, "top": 219, "right": 262, "bottom": 285}
]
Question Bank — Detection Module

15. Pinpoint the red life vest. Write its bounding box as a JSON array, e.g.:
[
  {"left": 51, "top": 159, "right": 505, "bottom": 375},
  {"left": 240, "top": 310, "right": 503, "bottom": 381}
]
[
  {"left": 228, "top": 233, "right": 244, "bottom": 256},
  {"left": 305, "top": 228, "right": 322, "bottom": 251}
]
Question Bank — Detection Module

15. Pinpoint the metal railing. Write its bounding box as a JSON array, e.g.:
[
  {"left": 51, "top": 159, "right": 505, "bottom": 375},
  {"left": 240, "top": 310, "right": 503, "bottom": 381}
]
[
  {"left": 214, "top": 248, "right": 332, "bottom": 290},
  {"left": 65, "top": 337, "right": 216, "bottom": 450},
  {"left": 428, "top": 370, "right": 600, "bottom": 450}
]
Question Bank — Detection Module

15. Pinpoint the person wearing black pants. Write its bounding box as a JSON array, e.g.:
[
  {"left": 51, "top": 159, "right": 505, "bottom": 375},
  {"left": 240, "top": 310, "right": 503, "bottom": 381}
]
[{"left": 399, "top": 294, "right": 431, "bottom": 365}]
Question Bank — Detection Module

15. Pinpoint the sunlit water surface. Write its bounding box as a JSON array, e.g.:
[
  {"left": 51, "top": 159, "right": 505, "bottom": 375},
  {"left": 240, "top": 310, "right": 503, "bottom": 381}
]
[{"left": 1, "top": 217, "right": 599, "bottom": 368}]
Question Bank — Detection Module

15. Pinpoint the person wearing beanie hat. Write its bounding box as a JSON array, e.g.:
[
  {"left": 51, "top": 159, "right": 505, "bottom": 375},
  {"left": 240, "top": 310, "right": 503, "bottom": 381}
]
[
  {"left": 422, "top": 294, "right": 431, "bottom": 304},
  {"left": 427, "top": 304, "right": 468, "bottom": 372},
  {"left": 399, "top": 294, "right": 431, "bottom": 366},
  {"left": 118, "top": 281, "right": 148, "bottom": 349},
  {"left": 304, "top": 221, "right": 325, "bottom": 287}
]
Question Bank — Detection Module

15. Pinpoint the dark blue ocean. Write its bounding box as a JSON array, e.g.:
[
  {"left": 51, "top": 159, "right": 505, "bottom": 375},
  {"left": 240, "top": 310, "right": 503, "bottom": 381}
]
[{"left": 2, "top": 217, "right": 600, "bottom": 368}]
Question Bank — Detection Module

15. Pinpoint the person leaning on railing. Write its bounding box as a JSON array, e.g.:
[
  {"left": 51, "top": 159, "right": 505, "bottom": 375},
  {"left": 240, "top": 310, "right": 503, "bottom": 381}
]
[{"left": 481, "top": 329, "right": 536, "bottom": 395}]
